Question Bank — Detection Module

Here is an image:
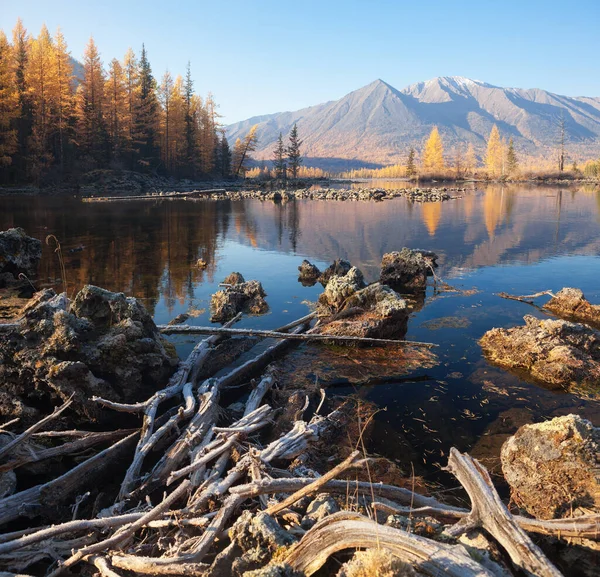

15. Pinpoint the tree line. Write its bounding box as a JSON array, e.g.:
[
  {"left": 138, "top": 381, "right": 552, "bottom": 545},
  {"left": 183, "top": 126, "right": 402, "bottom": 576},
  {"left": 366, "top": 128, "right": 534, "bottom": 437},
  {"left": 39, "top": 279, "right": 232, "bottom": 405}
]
[{"left": 0, "top": 19, "right": 234, "bottom": 185}]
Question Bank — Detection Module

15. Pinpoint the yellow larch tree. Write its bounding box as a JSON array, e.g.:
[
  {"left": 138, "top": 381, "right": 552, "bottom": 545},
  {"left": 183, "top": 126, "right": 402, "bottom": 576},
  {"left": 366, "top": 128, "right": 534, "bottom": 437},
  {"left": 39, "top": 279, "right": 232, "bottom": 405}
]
[
  {"left": 122, "top": 48, "right": 138, "bottom": 166},
  {"left": 52, "top": 27, "right": 74, "bottom": 174},
  {"left": 421, "top": 126, "right": 444, "bottom": 173},
  {"left": 106, "top": 58, "right": 128, "bottom": 161},
  {"left": 0, "top": 30, "right": 18, "bottom": 174},
  {"left": 464, "top": 142, "right": 477, "bottom": 176},
  {"left": 158, "top": 69, "right": 174, "bottom": 171},
  {"left": 485, "top": 124, "right": 504, "bottom": 177},
  {"left": 168, "top": 75, "right": 185, "bottom": 173}
]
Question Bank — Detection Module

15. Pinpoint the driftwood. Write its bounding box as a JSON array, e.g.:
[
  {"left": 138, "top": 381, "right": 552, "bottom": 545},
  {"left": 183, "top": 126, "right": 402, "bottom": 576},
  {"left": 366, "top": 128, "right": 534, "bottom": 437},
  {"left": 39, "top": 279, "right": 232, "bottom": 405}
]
[
  {"left": 157, "top": 324, "right": 438, "bottom": 348},
  {"left": 497, "top": 290, "right": 554, "bottom": 305},
  {"left": 284, "top": 512, "right": 496, "bottom": 576},
  {"left": 446, "top": 448, "right": 562, "bottom": 577}
]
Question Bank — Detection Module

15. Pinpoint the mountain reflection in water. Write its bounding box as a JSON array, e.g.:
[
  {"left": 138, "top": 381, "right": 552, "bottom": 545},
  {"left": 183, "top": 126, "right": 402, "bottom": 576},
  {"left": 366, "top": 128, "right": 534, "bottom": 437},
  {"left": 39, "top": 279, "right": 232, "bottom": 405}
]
[{"left": 2, "top": 183, "right": 600, "bottom": 477}]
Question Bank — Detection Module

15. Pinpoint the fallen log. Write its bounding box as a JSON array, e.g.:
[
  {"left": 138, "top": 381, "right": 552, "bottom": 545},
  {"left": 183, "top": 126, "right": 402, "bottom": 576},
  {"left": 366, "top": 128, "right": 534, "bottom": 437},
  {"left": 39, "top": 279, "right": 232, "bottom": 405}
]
[
  {"left": 446, "top": 448, "right": 562, "bottom": 577},
  {"left": 157, "top": 324, "right": 438, "bottom": 348}
]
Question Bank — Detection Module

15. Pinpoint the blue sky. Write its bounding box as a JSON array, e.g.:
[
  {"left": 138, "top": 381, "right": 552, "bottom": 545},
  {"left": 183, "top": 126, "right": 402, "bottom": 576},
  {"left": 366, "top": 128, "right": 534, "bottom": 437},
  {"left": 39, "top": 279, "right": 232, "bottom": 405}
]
[{"left": 3, "top": 0, "right": 599, "bottom": 123}]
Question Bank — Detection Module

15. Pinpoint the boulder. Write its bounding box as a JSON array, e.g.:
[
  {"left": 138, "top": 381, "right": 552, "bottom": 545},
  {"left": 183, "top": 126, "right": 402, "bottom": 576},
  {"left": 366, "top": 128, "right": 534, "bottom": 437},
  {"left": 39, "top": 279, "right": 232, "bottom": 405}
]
[
  {"left": 318, "top": 267, "right": 366, "bottom": 313},
  {"left": 379, "top": 248, "right": 438, "bottom": 293},
  {"left": 223, "top": 271, "right": 245, "bottom": 285},
  {"left": 210, "top": 279, "right": 268, "bottom": 323},
  {"left": 545, "top": 287, "right": 600, "bottom": 326},
  {"left": 479, "top": 315, "right": 600, "bottom": 393},
  {"left": 318, "top": 259, "right": 352, "bottom": 285},
  {"left": 0, "top": 286, "right": 177, "bottom": 424},
  {"left": 0, "top": 228, "right": 42, "bottom": 286},
  {"left": 297, "top": 260, "right": 321, "bottom": 287},
  {"left": 501, "top": 415, "right": 600, "bottom": 519}
]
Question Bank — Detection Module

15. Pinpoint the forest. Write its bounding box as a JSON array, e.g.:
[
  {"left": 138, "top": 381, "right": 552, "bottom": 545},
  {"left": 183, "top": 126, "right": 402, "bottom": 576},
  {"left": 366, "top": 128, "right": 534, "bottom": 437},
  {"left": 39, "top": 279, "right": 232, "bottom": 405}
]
[{"left": 0, "top": 19, "right": 235, "bottom": 185}]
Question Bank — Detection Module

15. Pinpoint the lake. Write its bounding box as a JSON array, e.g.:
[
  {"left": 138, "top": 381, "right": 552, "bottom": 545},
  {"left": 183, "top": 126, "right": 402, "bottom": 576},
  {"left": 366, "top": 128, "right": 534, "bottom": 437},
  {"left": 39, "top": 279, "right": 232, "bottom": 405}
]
[{"left": 2, "top": 183, "right": 600, "bottom": 481}]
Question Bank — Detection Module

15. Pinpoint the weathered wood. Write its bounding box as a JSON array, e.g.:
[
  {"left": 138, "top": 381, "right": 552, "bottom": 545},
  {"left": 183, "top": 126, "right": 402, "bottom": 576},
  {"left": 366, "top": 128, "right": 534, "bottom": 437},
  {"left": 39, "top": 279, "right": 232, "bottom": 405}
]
[
  {"left": 498, "top": 290, "right": 555, "bottom": 304},
  {"left": 0, "top": 398, "right": 73, "bottom": 461},
  {"left": 446, "top": 448, "right": 563, "bottom": 577},
  {"left": 284, "top": 511, "right": 496, "bottom": 576},
  {"left": 157, "top": 324, "right": 438, "bottom": 348},
  {"left": 109, "top": 555, "right": 209, "bottom": 575}
]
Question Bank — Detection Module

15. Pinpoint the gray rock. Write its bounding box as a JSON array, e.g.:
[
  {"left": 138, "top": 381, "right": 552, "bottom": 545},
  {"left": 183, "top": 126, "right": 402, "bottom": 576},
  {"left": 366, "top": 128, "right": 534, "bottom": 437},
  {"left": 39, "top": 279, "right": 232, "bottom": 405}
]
[
  {"left": 297, "top": 260, "right": 321, "bottom": 287},
  {"left": 380, "top": 248, "right": 438, "bottom": 293},
  {"left": 0, "top": 228, "right": 42, "bottom": 286},
  {"left": 210, "top": 279, "right": 268, "bottom": 323}
]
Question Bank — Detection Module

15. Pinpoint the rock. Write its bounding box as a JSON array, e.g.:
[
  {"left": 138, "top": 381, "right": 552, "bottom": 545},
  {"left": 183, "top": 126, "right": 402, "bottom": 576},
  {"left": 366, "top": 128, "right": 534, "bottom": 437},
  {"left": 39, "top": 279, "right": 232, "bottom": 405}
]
[
  {"left": 501, "top": 415, "right": 600, "bottom": 519},
  {"left": 0, "top": 228, "right": 42, "bottom": 286},
  {"left": 319, "top": 283, "right": 409, "bottom": 340},
  {"left": 229, "top": 510, "right": 297, "bottom": 575},
  {"left": 223, "top": 272, "right": 246, "bottom": 285},
  {"left": 167, "top": 313, "right": 190, "bottom": 326},
  {"left": 210, "top": 279, "right": 268, "bottom": 323},
  {"left": 318, "top": 259, "right": 352, "bottom": 285},
  {"left": 318, "top": 267, "right": 366, "bottom": 313},
  {"left": 380, "top": 248, "right": 438, "bottom": 293},
  {"left": 297, "top": 260, "right": 321, "bottom": 287},
  {"left": 0, "top": 286, "right": 177, "bottom": 424},
  {"left": 243, "top": 564, "right": 303, "bottom": 577},
  {"left": 337, "top": 549, "right": 416, "bottom": 577},
  {"left": 545, "top": 287, "right": 600, "bottom": 326},
  {"left": 479, "top": 315, "right": 600, "bottom": 393}
]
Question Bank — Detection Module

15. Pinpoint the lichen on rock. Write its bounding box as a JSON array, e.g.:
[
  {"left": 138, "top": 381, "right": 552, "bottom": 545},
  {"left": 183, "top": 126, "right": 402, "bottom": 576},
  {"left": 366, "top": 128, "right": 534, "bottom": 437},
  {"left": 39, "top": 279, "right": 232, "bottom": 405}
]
[
  {"left": 380, "top": 248, "right": 438, "bottom": 293},
  {"left": 545, "top": 287, "right": 600, "bottom": 326},
  {"left": 501, "top": 414, "right": 600, "bottom": 519},
  {"left": 210, "top": 276, "right": 268, "bottom": 323}
]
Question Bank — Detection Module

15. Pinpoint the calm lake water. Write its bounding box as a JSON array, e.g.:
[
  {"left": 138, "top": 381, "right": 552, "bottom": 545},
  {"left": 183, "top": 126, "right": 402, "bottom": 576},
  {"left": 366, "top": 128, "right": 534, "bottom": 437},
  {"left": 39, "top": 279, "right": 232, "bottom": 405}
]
[{"left": 2, "top": 183, "right": 600, "bottom": 479}]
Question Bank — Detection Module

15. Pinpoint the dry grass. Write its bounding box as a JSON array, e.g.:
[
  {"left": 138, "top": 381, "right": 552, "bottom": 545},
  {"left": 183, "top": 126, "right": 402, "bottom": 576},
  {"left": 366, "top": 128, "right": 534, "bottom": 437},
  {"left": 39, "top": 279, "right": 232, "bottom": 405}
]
[{"left": 338, "top": 549, "right": 416, "bottom": 577}]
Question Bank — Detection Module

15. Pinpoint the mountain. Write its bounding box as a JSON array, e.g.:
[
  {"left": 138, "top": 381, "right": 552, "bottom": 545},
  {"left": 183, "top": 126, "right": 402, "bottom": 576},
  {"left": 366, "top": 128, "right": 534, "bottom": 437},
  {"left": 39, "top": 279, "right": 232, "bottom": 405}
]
[{"left": 226, "top": 77, "right": 600, "bottom": 169}]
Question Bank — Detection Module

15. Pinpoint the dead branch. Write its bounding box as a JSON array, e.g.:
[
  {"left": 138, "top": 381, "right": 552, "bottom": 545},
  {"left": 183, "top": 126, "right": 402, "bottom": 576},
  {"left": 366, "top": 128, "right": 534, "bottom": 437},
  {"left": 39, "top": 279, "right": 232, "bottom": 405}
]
[
  {"left": 284, "top": 511, "right": 496, "bottom": 576},
  {"left": 446, "top": 448, "right": 562, "bottom": 577},
  {"left": 497, "top": 290, "right": 555, "bottom": 304}
]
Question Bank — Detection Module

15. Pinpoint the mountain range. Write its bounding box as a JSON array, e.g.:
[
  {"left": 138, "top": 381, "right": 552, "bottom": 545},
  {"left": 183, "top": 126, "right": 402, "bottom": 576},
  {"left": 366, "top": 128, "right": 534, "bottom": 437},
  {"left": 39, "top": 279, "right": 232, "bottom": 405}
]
[{"left": 226, "top": 77, "right": 600, "bottom": 169}]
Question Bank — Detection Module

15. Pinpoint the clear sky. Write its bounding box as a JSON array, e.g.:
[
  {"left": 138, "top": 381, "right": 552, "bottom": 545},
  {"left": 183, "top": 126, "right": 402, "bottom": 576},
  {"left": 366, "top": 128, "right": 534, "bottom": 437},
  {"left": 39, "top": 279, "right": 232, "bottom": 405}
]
[{"left": 3, "top": 0, "right": 599, "bottom": 123}]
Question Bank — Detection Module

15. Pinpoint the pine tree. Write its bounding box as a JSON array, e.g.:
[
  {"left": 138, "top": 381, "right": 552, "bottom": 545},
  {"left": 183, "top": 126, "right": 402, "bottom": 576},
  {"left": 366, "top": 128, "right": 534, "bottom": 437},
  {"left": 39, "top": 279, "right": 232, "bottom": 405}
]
[
  {"left": 52, "top": 28, "right": 75, "bottom": 177},
  {"left": 286, "top": 123, "right": 302, "bottom": 179},
  {"left": 421, "top": 126, "right": 444, "bottom": 173},
  {"left": 158, "top": 69, "right": 173, "bottom": 171},
  {"left": 122, "top": 48, "right": 138, "bottom": 168},
  {"left": 11, "top": 19, "right": 32, "bottom": 181},
  {"left": 169, "top": 75, "right": 185, "bottom": 175},
  {"left": 465, "top": 143, "right": 477, "bottom": 176},
  {"left": 135, "top": 44, "right": 160, "bottom": 172},
  {"left": 485, "top": 124, "right": 503, "bottom": 177},
  {"left": 405, "top": 147, "right": 416, "bottom": 178},
  {"left": 106, "top": 58, "right": 127, "bottom": 163},
  {"left": 77, "top": 37, "right": 109, "bottom": 167},
  {"left": 272, "top": 132, "right": 286, "bottom": 180},
  {"left": 0, "top": 30, "right": 18, "bottom": 181},
  {"left": 218, "top": 132, "right": 231, "bottom": 177},
  {"left": 506, "top": 137, "right": 518, "bottom": 176},
  {"left": 183, "top": 62, "right": 198, "bottom": 177}
]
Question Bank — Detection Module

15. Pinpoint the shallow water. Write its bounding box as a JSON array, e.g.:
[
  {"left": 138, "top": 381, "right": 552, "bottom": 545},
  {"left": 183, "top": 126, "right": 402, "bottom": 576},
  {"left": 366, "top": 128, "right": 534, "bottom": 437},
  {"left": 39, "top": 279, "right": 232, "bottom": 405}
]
[{"left": 2, "top": 183, "right": 600, "bottom": 479}]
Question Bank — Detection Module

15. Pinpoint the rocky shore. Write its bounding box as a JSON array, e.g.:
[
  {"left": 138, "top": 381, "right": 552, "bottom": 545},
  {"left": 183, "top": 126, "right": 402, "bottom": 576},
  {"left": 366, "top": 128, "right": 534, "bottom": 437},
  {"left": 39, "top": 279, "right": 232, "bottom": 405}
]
[{"left": 0, "top": 229, "right": 598, "bottom": 576}]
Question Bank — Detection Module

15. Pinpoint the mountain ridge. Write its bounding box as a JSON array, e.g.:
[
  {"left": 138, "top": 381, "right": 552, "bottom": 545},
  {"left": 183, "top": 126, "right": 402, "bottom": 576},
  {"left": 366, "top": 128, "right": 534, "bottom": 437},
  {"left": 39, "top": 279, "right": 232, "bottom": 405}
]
[{"left": 226, "top": 76, "right": 600, "bottom": 169}]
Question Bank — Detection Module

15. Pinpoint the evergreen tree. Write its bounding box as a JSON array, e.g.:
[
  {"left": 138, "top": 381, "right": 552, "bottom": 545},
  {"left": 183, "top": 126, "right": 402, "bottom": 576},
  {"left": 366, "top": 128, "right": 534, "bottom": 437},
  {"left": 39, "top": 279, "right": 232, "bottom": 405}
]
[
  {"left": 122, "top": 48, "right": 138, "bottom": 168},
  {"left": 485, "top": 124, "right": 503, "bottom": 177},
  {"left": 158, "top": 69, "right": 174, "bottom": 171},
  {"left": 106, "top": 58, "right": 127, "bottom": 164},
  {"left": 405, "top": 147, "right": 416, "bottom": 178},
  {"left": 421, "top": 126, "right": 444, "bottom": 173},
  {"left": 183, "top": 62, "right": 198, "bottom": 177},
  {"left": 135, "top": 44, "right": 160, "bottom": 172},
  {"left": 286, "top": 123, "right": 302, "bottom": 179},
  {"left": 506, "top": 137, "right": 518, "bottom": 176},
  {"left": 272, "top": 132, "right": 286, "bottom": 180},
  {"left": 0, "top": 30, "right": 18, "bottom": 181},
  {"left": 220, "top": 132, "right": 231, "bottom": 177}
]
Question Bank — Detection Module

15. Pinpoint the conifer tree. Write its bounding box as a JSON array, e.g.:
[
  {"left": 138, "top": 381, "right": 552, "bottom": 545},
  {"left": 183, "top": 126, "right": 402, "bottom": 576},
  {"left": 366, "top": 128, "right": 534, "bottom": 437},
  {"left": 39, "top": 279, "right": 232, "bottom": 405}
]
[
  {"left": 421, "top": 126, "right": 444, "bottom": 173},
  {"left": 232, "top": 124, "right": 258, "bottom": 177},
  {"left": 199, "top": 92, "right": 218, "bottom": 174},
  {"left": 286, "top": 123, "right": 302, "bottom": 179},
  {"left": 77, "top": 37, "right": 109, "bottom": 166},
  {"left": 272, "top": 132, "right": 286, "bottom": 180},
  {"left": 135, "top": 44, "right": 160, "bottom": 171},
  {"left": 454, "top": 145, "right": 463, "bottom": 179},
  {"left": 183, "top": 62, "right": 198, "bottom": 177},
  {"left": 106, "top": 58, "right": 127, "bottom": 163},
  {"left": 11, "top": 19, "right": 32, "bottom": 181},
  {"left": 220, "top": 132, "right": 231, "bottom": 177},
  {"left": 122, "top": 48, "right": 138, "bottom": 168},
  {"left": 158, "top": 69, "right": 174, "bottom": 171},
  {"left": 0, "top": 30, "right": 18, "bottom": 181},
  {"left": 485, "top": 124, "right": 503, "bottom": 177},
  {"left": 465, "top": 143, "right": 477, "bottom": 176},
  {"left": 506, "top": 137, "right": 518, "bottom": 176},
  {"left": 405, "top": 147, "right": 416, "bottom": 178},
  {"left": 169, "top": 75, "right": 185, "bottom": 175}
]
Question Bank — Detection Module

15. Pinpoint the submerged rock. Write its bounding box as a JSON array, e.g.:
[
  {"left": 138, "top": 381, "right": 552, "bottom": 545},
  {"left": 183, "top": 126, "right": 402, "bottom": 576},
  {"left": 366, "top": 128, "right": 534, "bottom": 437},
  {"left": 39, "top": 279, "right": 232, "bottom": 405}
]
[
  {"left": 501, "top": 415, "right": 600, "bottom": 519},
  {"left": 0, "top": 228, "right": 42, "bottom": 287},
  {"left": 297, "top": 260, "right": 321, "bottom": 286},
  {"left": 545, "top": 287, "right": 600, "bottom": 326},
  {"left": 223, "top": 271, "right": 245, "bottom": 285},
  {"left": 0, "top": 286, "right": 177, "bottom": 424},
  {"left": 210, "top": 277, "right": 268, "bottom": 323},
  {"left": 479, "top": 315, "right": 600, "bottom": 393},
  {"left": 380, "top": 248, "right": 438, "bottom": 293},
  {"left": 318, "top": 259, "right": 352, "bottom": 285}
]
